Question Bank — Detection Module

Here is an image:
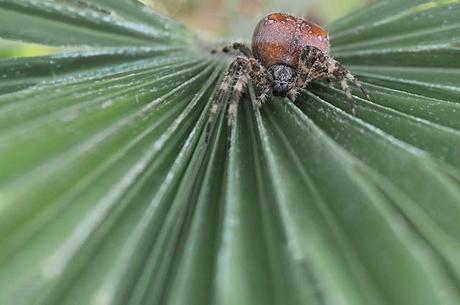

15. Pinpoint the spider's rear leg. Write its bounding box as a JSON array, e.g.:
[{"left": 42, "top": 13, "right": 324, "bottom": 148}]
[
  {"left": 211, "top": 42, "right": 252, "bottom": 57},
  {"left": 206, "top": 56, "right": 251, "bottom": 144}
]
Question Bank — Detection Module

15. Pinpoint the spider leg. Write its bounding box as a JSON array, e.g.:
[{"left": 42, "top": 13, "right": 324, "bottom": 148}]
[
  {"left": 294, "top": 47, "right": 328, "bottom": 87},
  {"left": 294, "top": 46, "right": 371, "bottom": 115},
  {"left": 226, "top": 59, "right": 252, "bottom": 145},
  {"left": 206, "top": 57, "right": 244, "bottom": 143},
  {"left": 254, "top": 85, "right": 271, "bottom": 107},
  {"left": 289, "top": 46, "right": 328, "bottom": 101},
  {"left": 211, "top": 42, "right": 253, "bottom": 57},
  {"left": 339, "top": 78, "right": 356, "bottom": 115},
  {"left": 328, "top": 60, "right": 372, "bottom": 115},
  {"left": 342, "top": 71, "right": 372, "bottom": 102},
  {"left": 248, "top": 58, "right": 272, "bottom": 107},
  {"left": 206, "top": 56, "right": 250, "bottom": 144}
]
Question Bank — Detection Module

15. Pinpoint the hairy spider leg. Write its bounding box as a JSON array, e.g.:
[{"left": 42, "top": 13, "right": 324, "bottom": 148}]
[
  {"left": 206, "top": 57, "right": 250, "bottom": 144},
  {"left": 343, "top": 72, "right": 372, "bottom": 102},
  {"left": 225, "top": 58, "right": 253, "bottom": 145},
  {"left": 248, "top": 58, "right": 272, "bottom": 107},
  {"left": 331, "top": 62, "right": 372, "bottom": 115},
  {"left": 211, "top": 42, "right": 253, "bottom": 57},
  {"left": 205, "top": 58, "right": 242, "bottom": 143},
  {"left": 288, "top": 46, "right": 328, "bottom": 101},
  {"left": 293, "top": 46, "right": 371, "bottom": 115}
]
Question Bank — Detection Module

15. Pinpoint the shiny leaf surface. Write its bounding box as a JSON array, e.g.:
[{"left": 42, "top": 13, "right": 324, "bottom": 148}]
[{"left": 0, "top": 1, "right": 459, "bottom": 305}]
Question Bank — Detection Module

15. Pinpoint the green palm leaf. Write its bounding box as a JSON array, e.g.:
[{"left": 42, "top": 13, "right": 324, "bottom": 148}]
[{"left": 0, "top": 0, "right": 459, "bottom": 305}]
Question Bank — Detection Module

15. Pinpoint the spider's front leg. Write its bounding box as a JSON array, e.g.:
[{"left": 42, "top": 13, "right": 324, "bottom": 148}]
[
  {"left": 293, "top": 46, "right": 371, "bottom": 115},
  {"left": 248, "top": 58, "right": 272, "bottom": 107},
  {"left": 206, "top": 56, "right": 251, "bottom": 145},
  {"left": 287, "top": 46, "right": 325, "bottom": 101}
]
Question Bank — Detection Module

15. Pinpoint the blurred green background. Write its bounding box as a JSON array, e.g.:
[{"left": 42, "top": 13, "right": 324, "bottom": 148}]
[
  {"left": 145, "top": 0, "right": 370, "bottom": 38},
  {"left": 0, "top": 0, "right": 370, "bottom": 58}
]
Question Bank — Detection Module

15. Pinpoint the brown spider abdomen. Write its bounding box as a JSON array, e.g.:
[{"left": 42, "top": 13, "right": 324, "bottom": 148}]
[{"left": 252, "top": 13, "right": 330, "bottom": 69}]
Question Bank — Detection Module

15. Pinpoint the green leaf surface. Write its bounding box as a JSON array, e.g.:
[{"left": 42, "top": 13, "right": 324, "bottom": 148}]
[
  {"left": 0, "top": 0, "right": 459, "bottom": 305},
  {"left": 0, "top": 0, "right": 191, "bottom": 46}
]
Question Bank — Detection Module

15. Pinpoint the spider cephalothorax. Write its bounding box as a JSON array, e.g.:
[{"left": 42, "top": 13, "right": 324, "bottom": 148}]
[
  {"left": 207, "top": 13, "right": 371, "bottom": 143},
  {"left": 270, "top": 65, "right": 295, "bottom": 96}
]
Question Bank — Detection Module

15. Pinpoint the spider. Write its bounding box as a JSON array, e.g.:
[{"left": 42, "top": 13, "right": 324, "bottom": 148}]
[{"left": 206, "top": 13, "right": 371, "bottom": 144}]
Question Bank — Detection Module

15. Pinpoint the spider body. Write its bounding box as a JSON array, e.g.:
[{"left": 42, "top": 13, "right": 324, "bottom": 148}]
[
  {"left": 253, "top": 13, "right": 330, "bottom": 97},
  {"left": 207, "top": 13, "right": 371, "bottom": 144},
  {"left": 252, "top": 13, "right": 330, "bottom": 68}
]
